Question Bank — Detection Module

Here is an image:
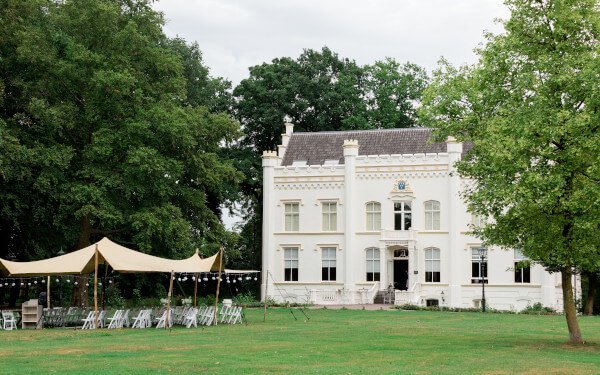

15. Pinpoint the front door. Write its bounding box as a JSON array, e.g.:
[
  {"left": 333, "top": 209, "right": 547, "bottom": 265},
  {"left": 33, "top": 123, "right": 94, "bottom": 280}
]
[{"left": 394, "top": 259, "right": 409, "bottom": 290}]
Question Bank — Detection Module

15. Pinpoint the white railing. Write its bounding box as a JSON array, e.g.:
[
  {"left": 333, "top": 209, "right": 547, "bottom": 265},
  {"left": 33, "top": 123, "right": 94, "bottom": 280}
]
[{"left": 366, "top": 281, "right": 380, "bottom": 304}]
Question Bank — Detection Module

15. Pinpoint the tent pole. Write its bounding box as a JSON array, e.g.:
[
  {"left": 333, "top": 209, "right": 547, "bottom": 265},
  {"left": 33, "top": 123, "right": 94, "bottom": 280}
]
[
  {"left": 194, "top": 248, "right": 199, "bottom": 308},
  {"left": 94, "top": 244, "right": 99, "bottom": 330},
  {"left": 213, "top": 246, "right": 223, "bottom": 325},
  {"left": 166, "top": 270, "right": 174, "bottom": 330},
  {"left": 47, "top": 276, "right": 50, "bottom": 309},
  {"left": 193, "top": 273, "right": 198, "bottom": 308},
  {"left": 264, "top": 271, "right": 269, "bottom": 322}
]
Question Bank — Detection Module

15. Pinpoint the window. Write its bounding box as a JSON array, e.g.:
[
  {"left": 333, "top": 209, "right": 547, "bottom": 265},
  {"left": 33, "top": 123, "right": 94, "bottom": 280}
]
[
  {"left": 472, "top": 214, "right": 486, "bottom": 228},
  {"left": 322, "top": 202, "right": 337, "bottom": 231},
  {"left": 471, "top": 247, "right": 488, "bottom": 283},
  {"left": 426, "top": 299, "right": 439, "bottom": 307},
  {"left": 321, "top": 247, "right": 336, "bottom": 281},
  {"left": 284, "top": 203, "right": 299, "bottom": 231},
  {"left": 366, "top": 202, "right": 381, "bottom": 231},
  {"left": 284, "top": 247, "right": 299, "bottom": 281},
  {"left": 324, "top": 159, "right": 339, "bottom": 165},
  {"left": 424, "top": 248, "right": 441, "bottom": 283},
  {"left": 366, "top": 248, "right": 380, "bottom": 282},
  {"left": 424, "top": 201, "right": 440, "bottom": 230},
  {"left": 291, "top": 160, "right": 307, "bottom": 166},
  {"left": 514, "top": 249, "right": 531, "bottom": 283},
  {"left": 394, "top": 202, "right": 412, "bottom": 230}
]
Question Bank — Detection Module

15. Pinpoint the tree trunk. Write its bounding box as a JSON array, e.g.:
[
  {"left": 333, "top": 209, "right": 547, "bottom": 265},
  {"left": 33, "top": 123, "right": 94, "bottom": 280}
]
[
  {"left": 584, "top": 273, "right": 597, "bottom": 316},
  {"left": 561, "top": 267, "right": 583, "bottom": 344},
  {"left": 70, "top": 215, "right": 91, "bottom": 307}
]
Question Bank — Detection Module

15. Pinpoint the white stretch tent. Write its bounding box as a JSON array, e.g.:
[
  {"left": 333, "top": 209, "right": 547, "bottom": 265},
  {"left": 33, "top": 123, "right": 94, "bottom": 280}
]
[
  {"left": 0, "top": 237, "right": 226, "bottom": 329},
  {"left": 0, "top": 237, "right": 222, "bottom": 276}
]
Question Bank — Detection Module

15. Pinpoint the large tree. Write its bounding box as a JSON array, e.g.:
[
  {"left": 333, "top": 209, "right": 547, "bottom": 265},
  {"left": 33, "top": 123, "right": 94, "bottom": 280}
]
[
  {"left": 0, "top": 0, "right": 240, "bottom": 305},
  {"left": 421, "top": 0, "right": 600, "bottom": 344}
]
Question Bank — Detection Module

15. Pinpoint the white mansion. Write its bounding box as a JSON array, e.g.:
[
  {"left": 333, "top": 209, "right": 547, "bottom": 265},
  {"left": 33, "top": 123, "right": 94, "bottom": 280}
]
[{"left": 261, "top": 124, "right": 573, "bottom": 311}]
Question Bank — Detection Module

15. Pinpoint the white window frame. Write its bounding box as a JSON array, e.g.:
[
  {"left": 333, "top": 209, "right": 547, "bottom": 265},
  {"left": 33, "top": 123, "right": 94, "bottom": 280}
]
[
  {"left": 471, "top": 247, "right": 488, "bottom": 284},
  {"left": 424, "top": 201, "right": 441, "bottom": 230},
  {"left": 393, "top": 201, "right": 412, "bottom": 231},
  {"left": 366, "top": 202, "right": 381, "bottom": 231},
  {"left": 321, "top": 247, "right": 337, "bottom": 282},
  {"left": 424, "top": 247, "right": 441, "bottom": 283},
  {"left": 321, "top": 202, "right": 337, "bottom": 231},
  {"left": 471, "top": 214, "right": 486, "bottom": 228},
  {"left": 283, "top": 247, "right": 299, "bottom": 281},
  {"left": 284, "top": 202, "right": 299, "bottom": 232},
  {"left": 365, "top": 248, "right": 381, "bottom": 282},
  {"left": 514, "top": 249, "right": 531, "bottom": 283}
]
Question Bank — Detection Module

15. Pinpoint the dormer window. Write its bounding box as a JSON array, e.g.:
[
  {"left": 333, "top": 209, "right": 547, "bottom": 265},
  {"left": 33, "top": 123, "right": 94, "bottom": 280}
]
[
  {"left": 323, "top": 159, "right": 339, "bottom": 165},
  {"left": 291, "top": 160, "right": 307, "bottom": 166}
]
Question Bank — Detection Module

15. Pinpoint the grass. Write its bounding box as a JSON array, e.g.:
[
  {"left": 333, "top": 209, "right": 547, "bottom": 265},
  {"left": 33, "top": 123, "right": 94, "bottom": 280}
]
[{"left": 0, "top": 308, "right": 599, "bottom": 374}]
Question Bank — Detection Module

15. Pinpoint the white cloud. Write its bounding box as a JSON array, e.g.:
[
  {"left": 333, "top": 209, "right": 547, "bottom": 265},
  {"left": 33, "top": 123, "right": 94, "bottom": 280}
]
[{"left": 154, "top": 0, "right": 509, "bottom": 85}]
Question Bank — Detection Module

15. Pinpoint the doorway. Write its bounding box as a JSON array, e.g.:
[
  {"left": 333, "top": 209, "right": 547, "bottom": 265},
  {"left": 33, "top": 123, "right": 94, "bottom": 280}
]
[{"left": 394, "top": 259, "right": 409, "bottom": 290}]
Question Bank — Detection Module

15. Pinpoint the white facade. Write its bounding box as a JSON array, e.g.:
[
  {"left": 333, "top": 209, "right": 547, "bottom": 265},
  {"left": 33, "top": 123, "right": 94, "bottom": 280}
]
[{"left": 262, "top": 124, "right": 574, "bottom": 311}]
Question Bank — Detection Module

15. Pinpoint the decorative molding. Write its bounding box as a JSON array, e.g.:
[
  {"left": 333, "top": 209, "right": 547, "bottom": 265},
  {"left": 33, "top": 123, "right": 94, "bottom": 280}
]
[
  {"left": 418, "top": 231, "right": 450, "bottom": 234},
  {"left": 273, "top": 282, "right": 344, "bottom": 286},
  {"left": 275, "top": 182, "right": 345, "bottom": 190},
  {"left": 276, "top": 243, "right": 304, "bottom": 252},
  {"left": 356, "top": 164, "right": 449, "bottom": 173},
  {"left": 314, "top": 198, "right": 342, "bottom": 206},
  {"left": 461, "top": 284, "right": 542, "bottom": 288},
  {"left": 357, "top": 171, "right": 448, "bottom": 180},
  {"left": 315, "top": 244, "right": 342, "bottom": 252},
  {"left": 275, "top": 175, "right": 344, "bottom": 184},
  {"left": 274, "top": 232, "right": 344, "bottom": 236},
  {"left": 277, "top": 199, "right": 303, "bottom": 206},
  {"left": 355, "top": 232, "right": 381, "bottom": 235}
]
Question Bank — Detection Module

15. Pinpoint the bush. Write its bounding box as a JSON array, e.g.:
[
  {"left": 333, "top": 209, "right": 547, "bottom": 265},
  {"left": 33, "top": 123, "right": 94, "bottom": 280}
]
[
  {"left": 519, "top": 302, "right": 556, "bottom": 315},
  {"left": 104, "top": 284, "right": 125, "bottom": 308},
  {"left": 232, "top": 291, "right": 257, "bottom": 306}
]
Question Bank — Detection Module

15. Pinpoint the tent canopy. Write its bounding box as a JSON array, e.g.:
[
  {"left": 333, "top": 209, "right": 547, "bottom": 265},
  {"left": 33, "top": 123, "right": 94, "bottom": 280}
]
[{"left": 0, "top": 237, "right": 223, "bottom": 277}]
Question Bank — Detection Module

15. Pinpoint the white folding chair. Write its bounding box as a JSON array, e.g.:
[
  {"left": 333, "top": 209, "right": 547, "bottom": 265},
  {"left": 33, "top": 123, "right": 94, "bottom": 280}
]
[
  {"left": 228, "top": 306, "right": 243, "bottom": 324},
  {"left": 155, "top": 309, "right": 173, "bottom": 329},
  {"left": 219, "top": 306, "right": 232, "bottom": 323},
  {"left": 107, "top": 310, "right": 123, "bottom": 329},
  {"left": 122, "top": 309, "right": 131, "bottom": 327},
  {"left": 183, "top": 308, "right": 198, "bottom": 328},
  {"left": 2, "top": 312, "right": 17, "bottom": 330},
  {"left": 97, "top": 310, "right": 107, "bottom": 328},
  {"left": 132, "top": 309, "right": 148, "bottom": 329},
  {"left": 199, "top": 306, "right": 217, "bottom": 326},
  {"left": 81, "top": 311, "right": 96, "bottom": 330}
]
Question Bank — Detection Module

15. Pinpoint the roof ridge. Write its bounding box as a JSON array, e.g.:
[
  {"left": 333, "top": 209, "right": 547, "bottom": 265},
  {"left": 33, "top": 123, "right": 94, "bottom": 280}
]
[{"left": 290, "top": 127, "right": 431, "bottom": 136}]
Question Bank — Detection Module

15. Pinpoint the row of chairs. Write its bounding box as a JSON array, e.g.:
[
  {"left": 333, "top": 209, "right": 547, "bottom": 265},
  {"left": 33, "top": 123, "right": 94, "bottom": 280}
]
[{"left": 1, "top": 305, "right": 244, "bottom": 331}]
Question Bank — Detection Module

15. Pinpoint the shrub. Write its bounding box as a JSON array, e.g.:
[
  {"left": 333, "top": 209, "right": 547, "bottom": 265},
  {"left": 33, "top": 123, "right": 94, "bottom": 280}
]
[{"left": 519, "top": 302, "right": 556, "bottom": 315}]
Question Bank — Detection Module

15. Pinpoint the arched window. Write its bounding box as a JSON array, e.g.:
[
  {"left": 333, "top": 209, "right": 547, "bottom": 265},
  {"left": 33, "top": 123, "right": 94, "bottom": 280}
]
[
  {"left": 424, "top": 248, "right": 440, "bottom": 282},
  {"left": 366, "top": 202, "right": 381, "bottom": 231},
  {"left": 424, "top": 201, "right": 440, "bottom": 230},
  {"left": 365, "top": 248, "right": 380, "bottom": 282}
]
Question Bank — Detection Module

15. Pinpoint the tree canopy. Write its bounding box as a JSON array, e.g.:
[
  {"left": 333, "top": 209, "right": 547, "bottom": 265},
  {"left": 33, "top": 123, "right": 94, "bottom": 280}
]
[
  {"left": 421, "top": 0, "right": 600, "bottom": 343},
  {"left": 0, "top": 0, "right": 241, "bottom": 304}
]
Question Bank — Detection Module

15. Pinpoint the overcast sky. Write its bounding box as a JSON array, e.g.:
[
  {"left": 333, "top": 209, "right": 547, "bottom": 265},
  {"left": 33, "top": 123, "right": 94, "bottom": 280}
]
[{"left": 153, "top": 0, "right": 510, "bottom": 86}]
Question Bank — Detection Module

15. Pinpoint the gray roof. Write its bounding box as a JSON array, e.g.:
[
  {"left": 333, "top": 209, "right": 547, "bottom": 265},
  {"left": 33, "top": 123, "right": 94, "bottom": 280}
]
[{"left": 281, "top": 128, "right": 455, "bottom": 166}]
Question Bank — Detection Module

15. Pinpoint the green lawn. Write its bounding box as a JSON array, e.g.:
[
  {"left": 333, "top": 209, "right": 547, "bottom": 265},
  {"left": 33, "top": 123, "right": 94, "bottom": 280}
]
[{"left": 0, "top": 308, "right": 599, "bottom": 374}]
